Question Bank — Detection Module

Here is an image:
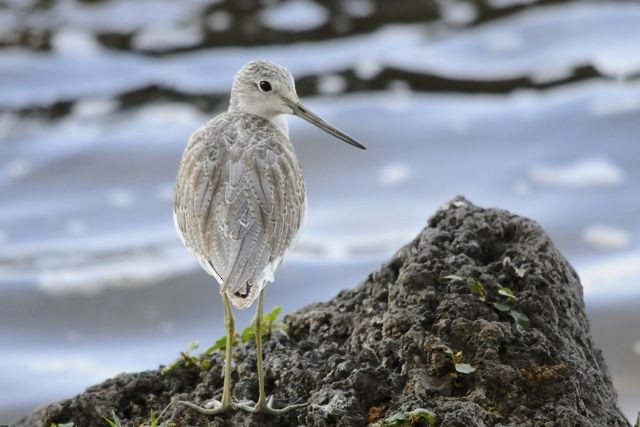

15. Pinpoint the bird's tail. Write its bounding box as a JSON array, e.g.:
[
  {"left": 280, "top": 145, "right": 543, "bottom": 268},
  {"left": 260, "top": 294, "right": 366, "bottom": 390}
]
[{"left": 225, "top": 280, "right": 265, "bottom": 309}]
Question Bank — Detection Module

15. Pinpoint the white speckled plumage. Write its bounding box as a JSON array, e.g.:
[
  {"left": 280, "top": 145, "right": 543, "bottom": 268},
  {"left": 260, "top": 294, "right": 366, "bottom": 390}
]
[
  {"left": 174, "top": 110, "right": 306, "bottom": 308},
  {"left": 173, "top": 60, "right": 364, "bottom": 415},
  {"left": 174, "top": 60, "right": 363, "bottom": 310}
]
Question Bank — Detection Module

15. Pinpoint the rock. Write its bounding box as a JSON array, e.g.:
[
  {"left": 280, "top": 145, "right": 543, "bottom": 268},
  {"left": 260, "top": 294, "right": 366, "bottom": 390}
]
[{"left": 15, "top": 197, "right": 629, "bottom": 427}]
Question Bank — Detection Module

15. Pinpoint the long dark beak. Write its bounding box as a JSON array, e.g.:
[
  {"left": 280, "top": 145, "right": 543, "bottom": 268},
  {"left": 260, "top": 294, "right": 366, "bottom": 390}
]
[{"left": 289, "top": 101, "right": 366, "bottom": 150}]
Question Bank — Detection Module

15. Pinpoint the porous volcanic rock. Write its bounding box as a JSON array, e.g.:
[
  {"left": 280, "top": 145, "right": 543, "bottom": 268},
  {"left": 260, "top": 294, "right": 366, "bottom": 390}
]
[{"left": 16, "top": 197, "right": 629, "bottom": 427}]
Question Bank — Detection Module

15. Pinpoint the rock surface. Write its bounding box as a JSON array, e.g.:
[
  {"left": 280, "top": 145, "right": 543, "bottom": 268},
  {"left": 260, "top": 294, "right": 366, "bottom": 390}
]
[{"left": 16, "top": 197, "right": 629, "bottom": 427}]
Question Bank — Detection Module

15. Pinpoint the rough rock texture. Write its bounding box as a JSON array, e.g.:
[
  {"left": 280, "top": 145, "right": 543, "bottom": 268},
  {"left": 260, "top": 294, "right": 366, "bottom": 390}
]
[{"left": 16, "top": 198, "right": 629, "bottom": 427}]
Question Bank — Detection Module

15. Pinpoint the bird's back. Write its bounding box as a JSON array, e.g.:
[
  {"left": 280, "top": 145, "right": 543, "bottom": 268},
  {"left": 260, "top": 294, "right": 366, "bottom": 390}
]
[{"left": 174, "top": 112, "right": 306, "bottom": 309}]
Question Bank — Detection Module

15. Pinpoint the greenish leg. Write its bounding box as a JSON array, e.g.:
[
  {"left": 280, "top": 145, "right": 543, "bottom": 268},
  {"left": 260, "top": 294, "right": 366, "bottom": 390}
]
[
  {"left": 177, "top": 293, "right": 237, "bottom": 415},
  {"left": 236, "top": 289, "right": 307, "bottom": 414},
  {"left": 221, "top": 292, "right": 235, "bottom": 408},
  {"left": 254, "top": 289, "right": 267, "bottom": 407}
]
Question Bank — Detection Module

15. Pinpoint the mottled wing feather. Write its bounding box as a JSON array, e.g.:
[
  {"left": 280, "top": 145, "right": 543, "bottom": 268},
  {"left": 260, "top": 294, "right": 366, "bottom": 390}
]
[{"left": 174, "top": 113, "right": 305, "bottom": 309}]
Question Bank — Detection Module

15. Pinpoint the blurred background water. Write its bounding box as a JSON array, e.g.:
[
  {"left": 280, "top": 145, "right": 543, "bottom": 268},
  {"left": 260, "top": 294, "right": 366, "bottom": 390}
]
[{"left": 1, "top": 0, "right": 639, "bottom": 423}]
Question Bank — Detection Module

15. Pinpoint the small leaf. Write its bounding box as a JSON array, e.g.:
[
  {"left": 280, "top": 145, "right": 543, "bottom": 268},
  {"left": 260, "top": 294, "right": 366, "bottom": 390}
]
[
  {"left": 277, "top": 322, "right": 289, "bottom": 333},
  {"left": 455, "top": 363, "right": 476, "bottom": 374},
  {"left": 493, "top": 302, "right": 511, "bottom": 312},
  {"left": 466, "top": 278, "right": 486, "bottom": 299},
  {"left": 409, "top": 408, "right": 437, "bottom": 426},
  {"left": 242, "top": 326, "right": 255, "bottom": 343},
  {"left": 509, "top": 309, "right": 530, "bottom": 328},
  {"left": 149, "top": 409, "right": 159, "bottom": 427},
  {"left": 443, "top": 274, "right": 465, "bottom": 283},
  {"left": 264, "top": 306, "right": 282, "bottom": 324},
  {"left": 205, "top": 336, "right": 228, "bottom": 354},
  {"left": 179, "top": 352, "right": 198, "bottom": 366},
  {"left": 514, "top": 265, "right": 527, "bottom": 278},
  {"left": 384, "top": 412, "right": 407, "bottom": 426},
  {"left": 452, "top": 351, "right": 464, "bottom": 364},
  {"left": 498, "top": 287, "right": 517, "bottom": 300},
  {"left": 185, "top": 340, "right": 200, "bottom": 352},
  {"left": 104, "top": 411, "right": 122, "bottom": 427},
  {"left": 160, "top": 360, "right": 180, "bottom": 375}
]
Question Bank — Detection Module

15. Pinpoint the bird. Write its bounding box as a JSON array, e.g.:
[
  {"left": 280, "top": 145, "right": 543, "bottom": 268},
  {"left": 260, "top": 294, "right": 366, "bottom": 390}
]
[{"left": 173, "top": 60, "right": 365, "bottom": 416}]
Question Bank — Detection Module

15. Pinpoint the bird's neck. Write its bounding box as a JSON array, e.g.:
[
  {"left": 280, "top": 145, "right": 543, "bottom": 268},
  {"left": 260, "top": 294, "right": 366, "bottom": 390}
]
[
  {"left": 269, "top": 114, "right": 289, "bottom": 137},
  {"left": 228, "top": 100, "right": 289, "bottom": 137}
]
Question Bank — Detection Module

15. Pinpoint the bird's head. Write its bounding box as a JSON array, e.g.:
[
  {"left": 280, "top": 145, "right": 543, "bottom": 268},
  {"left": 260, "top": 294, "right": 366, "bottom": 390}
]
[{"left": 229, "top": 60, "right": 365, "bottom": 150}]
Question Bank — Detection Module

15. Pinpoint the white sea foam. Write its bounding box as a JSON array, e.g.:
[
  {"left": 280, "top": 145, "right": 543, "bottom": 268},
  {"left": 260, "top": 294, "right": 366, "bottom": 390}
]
[
  {"left": 51, "top": 28, "right": 101, "bottom": 56},
  {"left": 6, "top": 3, "right": 640, "bottom": 110},
  {"left": 72, "top": 98, "right": 118, "bottom": 120},
  {"left": 293, "top": 230, "right": 416, "bottom": 262},
  {"left": 317, "top": 74, "right": 347, "bottom": 95},
  {"left": 205, "top": 11, "right": 232, "bottom": 32},
  {"left": 386, "top": 3, "right": 640, "bottom": 80},
  {"left": 341, "top": 0, "right": 374, "bottom": 18},
  {"left": 260, "top": 0, "right": 329, "bottom": 31},
  {"left": 529, "top": 158, "right": 625, "bottom": 189},
  {"left": 439, "top": 0, "right": 478, "bottom": 26},
  {"left": 33, "top": 243, "right": 195, "bottom": 296},
  {"left": 133, "top": 24, "right": 203, "bottom": 51},
  {"left": 353, "top": 58, "right": 382, "bottom": 80},
  {"left": 582, "top": 225, "right": 630, "bottom": 250},
  {"left": 133, "top": 103, "right": 204, "bottom": 126},
  {"left": 53, "top": 0, "right": 215, "bottom": 33},
  {"left": 579, "top": 251, "right": 640, "bottom": 298}
]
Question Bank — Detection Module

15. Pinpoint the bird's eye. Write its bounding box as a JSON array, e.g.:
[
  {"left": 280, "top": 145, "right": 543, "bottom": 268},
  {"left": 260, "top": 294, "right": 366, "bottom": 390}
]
[{"left": 259, "top": 81, "right": 272, "bottom": 92}]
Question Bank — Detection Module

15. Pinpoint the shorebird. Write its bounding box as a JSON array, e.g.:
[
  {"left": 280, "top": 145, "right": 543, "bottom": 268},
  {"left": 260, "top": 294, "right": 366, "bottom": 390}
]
[{"left": 173, "top": 60, "right": 365, "bottom": 415}]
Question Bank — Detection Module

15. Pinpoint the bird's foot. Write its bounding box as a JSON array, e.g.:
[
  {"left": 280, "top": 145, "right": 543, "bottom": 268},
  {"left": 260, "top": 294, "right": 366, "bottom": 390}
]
[
  {"left": 177, "top": 398, "right": 236, "bottom": 415},
  {"left": 236, "top": 395, "right": 307, "bottom": 414}
]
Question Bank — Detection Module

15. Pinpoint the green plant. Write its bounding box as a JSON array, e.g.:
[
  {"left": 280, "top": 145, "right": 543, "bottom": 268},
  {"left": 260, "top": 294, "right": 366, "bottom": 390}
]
[
  {"left": 205, "top": 306, "right": 286, "bottom": 353},
  {"left": 162, "top": 306, "right": 287, "bottom": 375},
  {"left": 161, "top": 340, "right": 211, "bottom": 375},
  {"left": 147, "top": 409, "right": 160, "bottom": 427},
  {"left": 104, "top": 411, "right": 122, "bottom": 427},
  {"left": 139, "top": 401, "right": 173, "bottom": 427},
  {"left": 442, "top": 345, "right": 476, "bottom": 375},
  {"left": 374, "top": 408, "right": 437, "bottom": 426},
  {"left": 443, "top": 275, "right": 529, "bottom": 328},
  {"left": 241, "top": 306, "right": 286, "bottom": 343},
  {"left": 49, "top": 423, "right": 75, "bottom": 427}
]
